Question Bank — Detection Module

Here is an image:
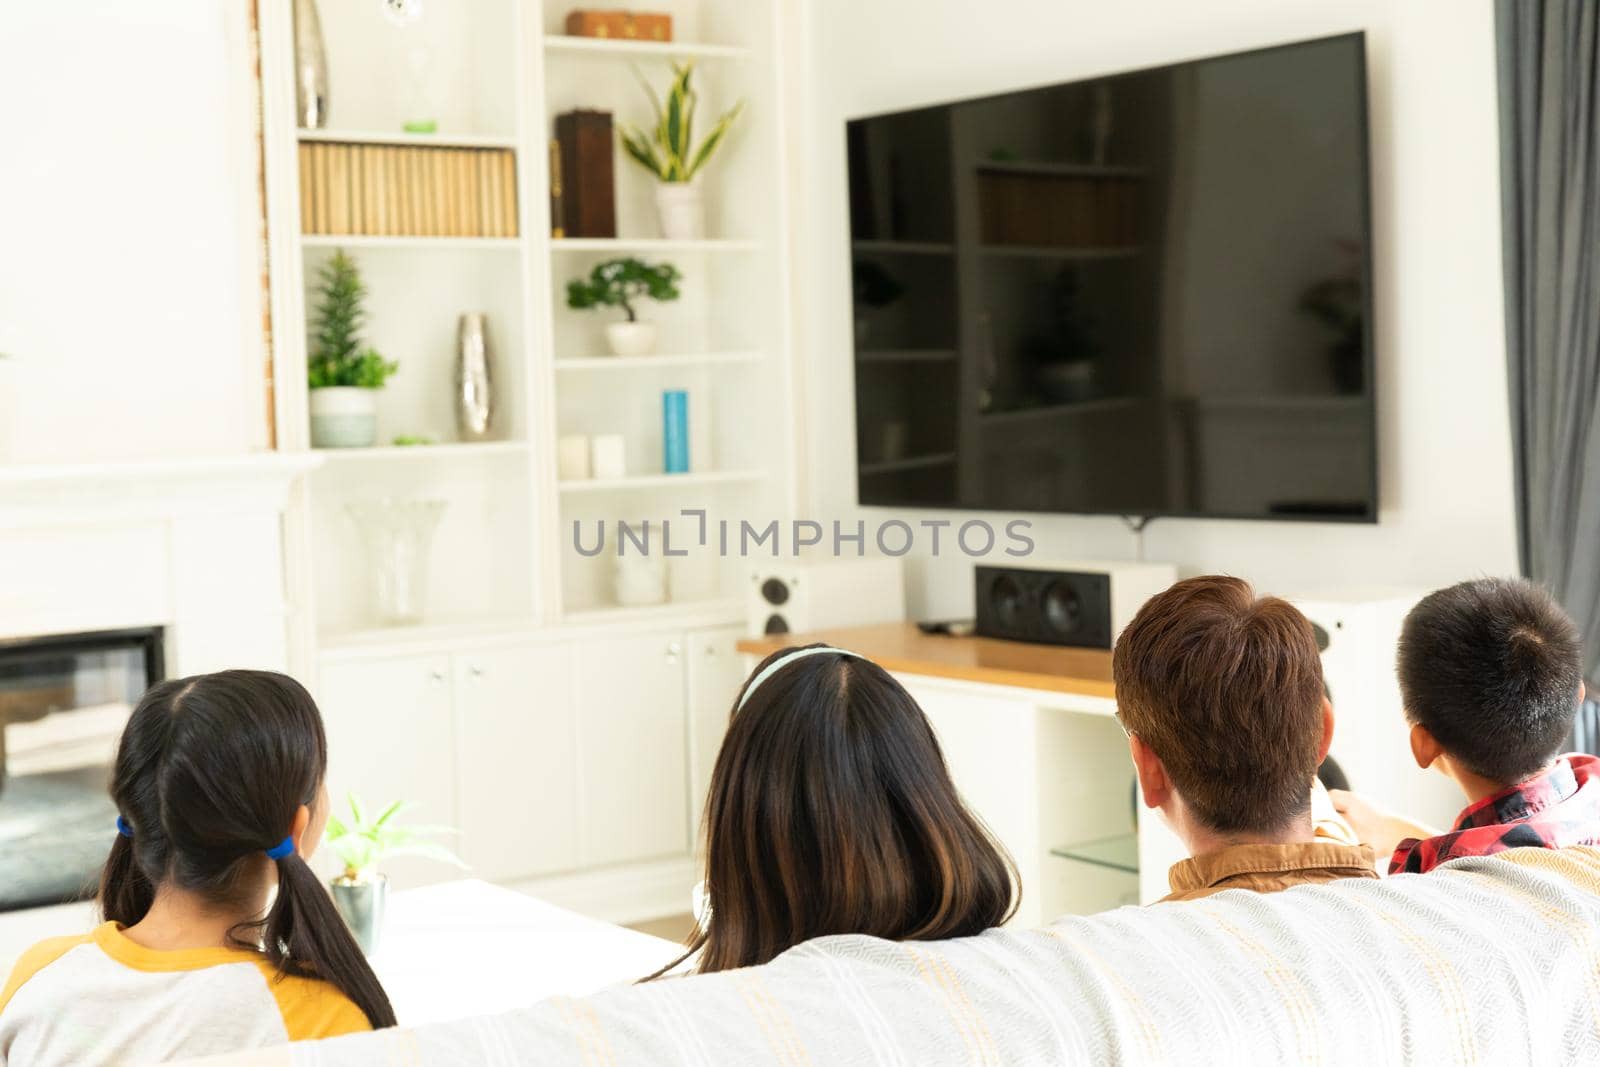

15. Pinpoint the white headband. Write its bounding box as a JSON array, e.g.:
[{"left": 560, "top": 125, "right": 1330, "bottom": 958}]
[{"left": 736, "top": 646, "right": 867, "bottom": 711}]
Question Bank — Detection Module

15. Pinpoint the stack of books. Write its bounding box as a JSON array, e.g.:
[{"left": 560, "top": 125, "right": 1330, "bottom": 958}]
[{"left": 299, "top": 142, "right": 520, "bottom": 238}]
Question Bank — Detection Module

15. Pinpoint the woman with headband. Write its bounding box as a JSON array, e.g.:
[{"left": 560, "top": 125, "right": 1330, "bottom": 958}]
[{"left": 649, "top": 644, "right": 1018, "bottom": 977}]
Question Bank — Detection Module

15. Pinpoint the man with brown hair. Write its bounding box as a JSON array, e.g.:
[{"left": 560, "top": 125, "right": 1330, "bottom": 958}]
[{"left": 1113, "top": 575, "right": 1377, "bottom": 901}]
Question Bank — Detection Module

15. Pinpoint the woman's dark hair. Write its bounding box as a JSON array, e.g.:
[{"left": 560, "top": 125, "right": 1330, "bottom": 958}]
[
  {"left": 99, "top": 670, "right": 396, "bottom": 1028},
  {"left": 651, "top": 645, "right": 1018, "bottom": 977}
]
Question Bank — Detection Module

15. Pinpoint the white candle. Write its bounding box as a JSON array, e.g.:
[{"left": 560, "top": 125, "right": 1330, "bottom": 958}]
[
  {"left": 557, "top": 435, "right": 591, "bottom": 481},
  {"left": 590, "top": 434, "right": 626, "bottom": 481}
]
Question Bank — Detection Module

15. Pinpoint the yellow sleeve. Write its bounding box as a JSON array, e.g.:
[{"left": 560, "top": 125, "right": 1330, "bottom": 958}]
[
  {"left": 0, "top": 933, "right": 93, "bottom": 1015},
  {"left": 256, "top": 965, "right": 374, "bottom": 1041}
]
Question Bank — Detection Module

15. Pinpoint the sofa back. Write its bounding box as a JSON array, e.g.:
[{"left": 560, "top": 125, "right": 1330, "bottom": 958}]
[{"left": 222, "top": 847, "right": 1600, "bottom": 1066}]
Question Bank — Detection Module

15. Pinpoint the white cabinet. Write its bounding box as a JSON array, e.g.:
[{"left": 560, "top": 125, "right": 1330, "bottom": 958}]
[
  {"left": 316, "top": 655, "right": 458, "bottom": 888},
  {"left": 574, "top": 631, "right": 690, "bottom": 868},
  {"left": 686, "top": 626, "right": 746, "bottom": 847},
  {"left": 454, "top": 642, "right": 579, "bottom": 881},
  {"left": 318, "top": 621, "right": 728, "bottom": 895}
]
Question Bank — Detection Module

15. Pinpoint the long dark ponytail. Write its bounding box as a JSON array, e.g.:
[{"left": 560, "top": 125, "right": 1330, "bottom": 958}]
[{"left": 99, "top": 670, "right": 396, "bottom": 1028}]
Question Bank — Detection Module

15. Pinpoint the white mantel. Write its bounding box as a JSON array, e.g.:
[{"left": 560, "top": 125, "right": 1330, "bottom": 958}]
[{"left": 0, "top": 453, "right": 321, "bottom": 677}]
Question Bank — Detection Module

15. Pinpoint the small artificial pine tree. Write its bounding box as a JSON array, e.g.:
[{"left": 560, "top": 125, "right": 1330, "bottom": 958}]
[{"left": 308, "top": 251, "right": 398, "bottom": 389}]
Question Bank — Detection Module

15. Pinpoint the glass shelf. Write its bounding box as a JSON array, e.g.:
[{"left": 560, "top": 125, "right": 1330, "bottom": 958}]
[{"left": 1050, "top": 833, "right": 1139, "bottom": 875}]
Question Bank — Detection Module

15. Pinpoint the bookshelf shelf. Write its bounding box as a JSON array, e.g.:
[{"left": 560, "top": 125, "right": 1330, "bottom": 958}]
[
  {"left": 299, "top": 235, "right": 522, "bottom": 251},
  {"left": 560, "top": 598, "right": 745, "bottom": 628},
  {"left": 312, "top": 441, "right": 530, "bottom": 463},
  {"left": 553, "top": 351, "right": 761, "bottom": 371},
  {"left": 558, "top": 471, "right": 766, "bottom": 493},
  {"left": 297, "top": 129, "right": 520, "bottom": 150},
  {"left": 551, "top": 237, "right": 760, "bottom": 254},
  {"left": 542, "top": 36, "right": 750, "bottom": 61}
]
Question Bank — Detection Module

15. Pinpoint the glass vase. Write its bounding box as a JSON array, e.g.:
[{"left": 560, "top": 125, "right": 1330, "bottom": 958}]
[{"left": 345, "top": 499, "right": 447, "bottom": 626}]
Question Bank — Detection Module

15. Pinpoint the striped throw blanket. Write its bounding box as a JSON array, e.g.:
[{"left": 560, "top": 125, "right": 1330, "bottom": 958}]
[{"left": 278, "top": 846, "right": 1600, "bottom": 1066}]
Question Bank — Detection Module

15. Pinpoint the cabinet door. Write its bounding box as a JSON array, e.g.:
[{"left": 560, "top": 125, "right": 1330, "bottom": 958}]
[
  {"left": 453, "top": 642, "right": 579, "bottom": 881},
  {"left": 315, "top": 655, "right": 457, "bottom": 888},
  {"left": 686, "top": 626, "right": 746, "bottom": 847},
  {"left": 575, "top": 631, "right": 689, "bottom": 868}
]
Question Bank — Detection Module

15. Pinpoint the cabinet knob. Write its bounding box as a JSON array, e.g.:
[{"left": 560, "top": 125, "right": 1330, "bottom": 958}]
[
  {"left": 666, "top": 641, "right": 682, "bottom": 661},
  {"left": 469, "top": 664, "right": 485, "bottom": 678},
  {"left": 429, "top": 669, "right": 446, "bottom": 684},
  {"left": 705, "top": 645, "right": 716, "bottom": 657}
]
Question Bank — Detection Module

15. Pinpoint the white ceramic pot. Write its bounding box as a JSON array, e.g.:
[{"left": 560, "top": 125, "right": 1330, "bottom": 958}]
[
  {"left": 309, "top": 386, "right": 379, "bottom": 448},
  {"left": 654, "top": 182, "right": 705, "bottom": 240},
  {"left": 604, "top": 321, "right": 658, "bottom": 357}
]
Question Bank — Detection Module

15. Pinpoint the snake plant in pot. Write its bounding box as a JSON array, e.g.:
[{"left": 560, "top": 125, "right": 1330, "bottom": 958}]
[
  {"left": 324, "top": 794, "right": 463, "bottom": 954},
  {"left": 618, "top": 62, "right": 744, "bottom": 240}
]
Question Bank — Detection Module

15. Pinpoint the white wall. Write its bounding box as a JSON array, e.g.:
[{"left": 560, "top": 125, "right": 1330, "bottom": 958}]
[
  {"left": 0, "top": 0, "right": 267, "bottom": 464},
  {"left": 799, "top": 0, "right": 1518, "bottom": 615}
]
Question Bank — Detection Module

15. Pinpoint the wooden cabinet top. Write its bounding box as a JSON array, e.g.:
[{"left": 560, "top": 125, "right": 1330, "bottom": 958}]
[{"left": 735, "top": 623, "right": 1115, "bottom": 700}]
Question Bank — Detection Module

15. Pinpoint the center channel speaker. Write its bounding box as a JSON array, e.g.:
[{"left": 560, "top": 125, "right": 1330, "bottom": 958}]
[{"left": 974, "top": 561, "right": 1177, "bottom": 648}]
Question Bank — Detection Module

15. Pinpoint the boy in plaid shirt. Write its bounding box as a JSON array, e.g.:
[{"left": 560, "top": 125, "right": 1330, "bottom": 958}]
[{"left": 1333, "top": 577, "right": 1600, "bottom": 874}]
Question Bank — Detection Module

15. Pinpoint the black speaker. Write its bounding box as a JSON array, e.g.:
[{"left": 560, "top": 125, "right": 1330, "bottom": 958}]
[{"left": 974, "top": 565, "right": 1113, "bottom": 648}]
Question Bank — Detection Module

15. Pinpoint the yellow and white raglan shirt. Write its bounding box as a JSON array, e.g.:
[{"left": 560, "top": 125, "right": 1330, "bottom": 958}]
[{"left": 0, "top": 922, "right": 370, "bottom": 1066}]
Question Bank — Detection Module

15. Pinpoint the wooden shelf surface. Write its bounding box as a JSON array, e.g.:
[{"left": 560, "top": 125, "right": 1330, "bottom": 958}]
[{"left": 737, "top": 622, "right": 1115, "bottom": 700}]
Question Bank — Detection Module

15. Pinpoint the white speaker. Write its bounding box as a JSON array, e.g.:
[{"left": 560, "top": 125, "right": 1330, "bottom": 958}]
[
  {"left": 1293, "top": 588, "right": 1463, "bottom": 831},
  {"left": 747, "top": 557, "right": 906, "bottom": 637}
]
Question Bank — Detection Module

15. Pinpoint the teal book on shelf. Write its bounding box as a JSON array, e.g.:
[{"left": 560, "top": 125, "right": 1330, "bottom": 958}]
[{"left": 663, "top": 389, "right": 689, "bottom": 473}]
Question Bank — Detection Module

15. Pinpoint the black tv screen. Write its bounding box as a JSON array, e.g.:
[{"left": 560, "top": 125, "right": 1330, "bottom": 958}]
[{"left": 847, "top": 33, "right": 1375, "bottom": 522}]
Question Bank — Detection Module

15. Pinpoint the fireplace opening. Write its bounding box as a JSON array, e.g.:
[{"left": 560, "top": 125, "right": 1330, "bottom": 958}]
[{"left": 0, "top": 627, "right": 164, "bottom": 911}]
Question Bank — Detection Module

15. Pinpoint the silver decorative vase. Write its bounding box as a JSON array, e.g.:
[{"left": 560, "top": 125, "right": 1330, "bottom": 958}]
[
  {"left": 331, "top": 874, "right": 388, "bottom": 956},
  {"left": 455, "top": 313, "right": 495, "bottom": 441},
  {"left": 293, "top": 0, "right": 330, "bottom": 129}
]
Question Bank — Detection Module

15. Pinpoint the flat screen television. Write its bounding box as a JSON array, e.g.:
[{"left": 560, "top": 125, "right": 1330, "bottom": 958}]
[{"left": 846, "top": 33, "right": 1375, "bottom": 522}]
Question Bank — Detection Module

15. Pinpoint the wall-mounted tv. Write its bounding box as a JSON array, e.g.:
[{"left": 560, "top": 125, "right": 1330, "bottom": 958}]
[{"left": 847, "top": 33, "right": 1375, "bottom": 522}]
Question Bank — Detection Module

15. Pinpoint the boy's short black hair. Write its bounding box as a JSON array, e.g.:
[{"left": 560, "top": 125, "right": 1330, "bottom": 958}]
[{"left": 1397, "top": 577, "right": 1583, "bottom": 784}]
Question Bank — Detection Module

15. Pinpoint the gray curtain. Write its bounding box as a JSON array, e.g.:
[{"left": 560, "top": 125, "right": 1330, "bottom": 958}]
[{"left": 1497, "top": 0, "right": 1600, "bottom": 751}]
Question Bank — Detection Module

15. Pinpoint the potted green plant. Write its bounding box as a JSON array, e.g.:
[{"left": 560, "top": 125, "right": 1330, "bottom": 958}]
[
  {"left": 618, "top": 62, "right": 744, "bottom": 240},
  {"left": 324, "top": 793, "right": 463, "bottom": 954},
  {"left": 307, "top": 250, "right": 398, "bottom": 448},
  {"left": 566, "top": 257, "right": 682, "bottom": 356}
]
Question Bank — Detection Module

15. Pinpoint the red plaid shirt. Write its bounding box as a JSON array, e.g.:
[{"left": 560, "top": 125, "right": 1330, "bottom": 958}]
[{"left": 1389, "top": 753, "right": 1600, "bottom": 875}]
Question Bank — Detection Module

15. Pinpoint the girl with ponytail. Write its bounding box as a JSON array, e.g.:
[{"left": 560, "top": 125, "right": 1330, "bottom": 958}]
[{"left": 0, "top": 670, "right": 395, "bottom": 1066}]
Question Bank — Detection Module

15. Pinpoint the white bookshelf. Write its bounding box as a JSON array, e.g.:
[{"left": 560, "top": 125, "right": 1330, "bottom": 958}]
[
  {"left": 260, "top": 0, "right": 798, "bottom": 647},
  {"left": 542, "top": 36, "right": 751, "bottom": 62}
]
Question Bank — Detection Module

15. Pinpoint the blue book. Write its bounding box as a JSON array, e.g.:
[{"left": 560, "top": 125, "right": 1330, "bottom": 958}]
[{"left": 662, "top": 390, "right": 689, "bottom": 473}]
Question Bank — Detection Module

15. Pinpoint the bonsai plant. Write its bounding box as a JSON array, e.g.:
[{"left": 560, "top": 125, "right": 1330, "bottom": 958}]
[
  {"left": 307, "top": 250, "right": 397, "bottom": 448},
  {"left": 618, "top": 62, "right": 745, "bottom": 239},
  {"left": 324, "top": 793, "right": 462, "bottom": 954},
  {"left": 566, "top": 257, "right": 682, "bottom": 356}
]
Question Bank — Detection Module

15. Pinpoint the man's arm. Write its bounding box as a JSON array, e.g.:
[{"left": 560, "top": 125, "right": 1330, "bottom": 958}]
[{"left": 1328, "top": 789, "right": 1446, "bottom": 862}]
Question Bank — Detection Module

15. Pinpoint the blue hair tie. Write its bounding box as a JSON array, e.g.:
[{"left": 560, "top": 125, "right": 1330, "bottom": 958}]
[
  {"left": 115, "top": 816, "right": 133, "bottom": 839},
  {"left": 265, "top": 836, "right": 295, "bottom": 861}
]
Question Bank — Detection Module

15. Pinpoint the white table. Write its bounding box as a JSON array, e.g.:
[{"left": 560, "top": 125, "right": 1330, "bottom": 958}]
[
  {"left": 368, "top": 879, "right": 681, "bottom": 1025},
  {"left": 0, "top": 880, "right": 681, "bottom": 1029}
]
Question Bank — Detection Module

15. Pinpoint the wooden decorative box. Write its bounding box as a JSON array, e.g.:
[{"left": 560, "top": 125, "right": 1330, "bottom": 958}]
[{"left": 564, "top": 9, "right": 673, "bottom": 42}]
